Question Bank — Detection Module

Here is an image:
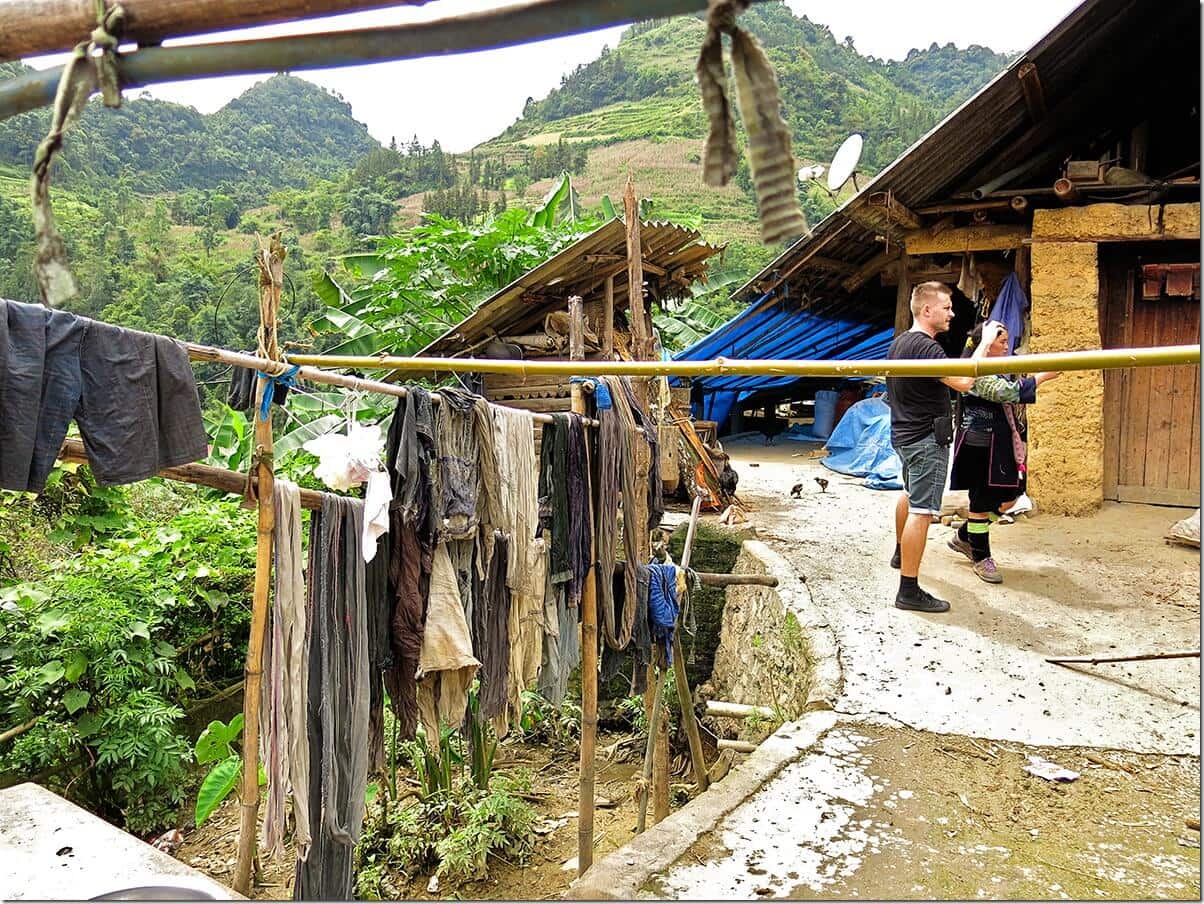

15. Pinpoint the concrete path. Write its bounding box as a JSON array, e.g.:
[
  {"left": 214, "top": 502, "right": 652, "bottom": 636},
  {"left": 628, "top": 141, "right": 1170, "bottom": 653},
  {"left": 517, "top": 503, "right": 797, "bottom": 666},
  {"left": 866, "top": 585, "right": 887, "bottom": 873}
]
[
  {"left": 574, "top": 437, "right": 1200, "bottom": 900},
  {"left": 727, "top": 437, "right": 1200, "bottom": 756}
]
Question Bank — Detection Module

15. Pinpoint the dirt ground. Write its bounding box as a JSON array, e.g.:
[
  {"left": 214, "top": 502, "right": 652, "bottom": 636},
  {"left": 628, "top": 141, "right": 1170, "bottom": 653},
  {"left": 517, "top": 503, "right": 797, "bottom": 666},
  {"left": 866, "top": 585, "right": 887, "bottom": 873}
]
[
  {"left": 176, "top": 729, "right": 673, "bottom": 900},
  {"left": 647, "top": 722, "right": 1201, "bottom": 900},
  {"left": 722, "top": 435, "right": 1200, "bottom": 755}
]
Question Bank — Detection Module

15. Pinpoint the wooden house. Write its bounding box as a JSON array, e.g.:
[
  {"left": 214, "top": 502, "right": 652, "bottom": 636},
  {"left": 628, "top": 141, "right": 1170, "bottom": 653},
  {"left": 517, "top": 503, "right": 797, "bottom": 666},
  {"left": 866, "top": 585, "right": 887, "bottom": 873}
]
[
  {"left": 719, "top": 0, "right": 1200, "bottom": 514},
  {"left": 415, "top": 216, "right": 731, "bottom": 503}
]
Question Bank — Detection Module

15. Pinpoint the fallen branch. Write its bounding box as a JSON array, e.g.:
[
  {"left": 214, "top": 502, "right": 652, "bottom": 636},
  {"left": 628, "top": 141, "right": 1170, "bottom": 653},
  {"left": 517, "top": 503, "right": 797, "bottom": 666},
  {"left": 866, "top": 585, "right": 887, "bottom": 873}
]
[
  {"left": 1046, "top": 650, "right": 1199, "bottom": 666},
  {"left": 0, "top": 716, "right": 39, "bottom": 744}
]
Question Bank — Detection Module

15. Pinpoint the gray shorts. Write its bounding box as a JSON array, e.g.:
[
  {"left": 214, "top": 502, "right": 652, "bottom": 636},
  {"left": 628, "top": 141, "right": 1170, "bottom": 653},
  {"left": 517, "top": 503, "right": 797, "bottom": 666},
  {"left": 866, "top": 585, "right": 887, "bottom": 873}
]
[{"left": 894, "top": 434, "right": 950, "bottom": 516}]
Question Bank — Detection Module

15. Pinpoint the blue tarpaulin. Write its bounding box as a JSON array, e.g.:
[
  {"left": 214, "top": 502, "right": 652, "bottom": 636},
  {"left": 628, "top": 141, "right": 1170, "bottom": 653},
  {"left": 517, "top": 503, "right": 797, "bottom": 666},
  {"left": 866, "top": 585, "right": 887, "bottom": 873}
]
[
  {"left": 820, "top": 396, "right": 903, "bottom": 490},
  {"left": 672, "top": 292, "right": 894, "bottom": 430}
]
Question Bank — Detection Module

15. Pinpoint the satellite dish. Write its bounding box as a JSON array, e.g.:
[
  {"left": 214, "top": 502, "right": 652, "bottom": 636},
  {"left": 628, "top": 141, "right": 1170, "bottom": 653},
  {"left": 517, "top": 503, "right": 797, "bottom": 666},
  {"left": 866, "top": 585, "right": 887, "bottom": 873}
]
[
  {"left": 826, "top": 133, "right": 864, "bottom": 191},
  {"left": 797, "top": 164, "right": 825, "bottom": 182}
]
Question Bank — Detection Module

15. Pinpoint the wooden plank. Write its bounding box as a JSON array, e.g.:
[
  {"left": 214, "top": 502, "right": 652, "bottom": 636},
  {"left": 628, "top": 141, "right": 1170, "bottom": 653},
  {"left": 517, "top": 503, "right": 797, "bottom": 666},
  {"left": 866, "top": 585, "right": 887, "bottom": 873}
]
[
  {"left": 1165, "top": 298, "right": 1200, "bottom": 490},
  {"left": 1143, "top": 300, "right": 1174, "bottom": 490},
  {"left": 904, "top": 224, "right": 1029, "bottom": 256},
  {"left": 1120, "top": 278, "right": 1154, "bottom": 488},
  {"left": 1190, "top": 365, "right": 1201, "bottom": 493},
  {"left": 1115, "top": 484, "right": 1200, "bottom": 507},
  {"left": 1017, "top": 62, "right": 1048, "bottom": 121},
  {"left": 1100, "top": 255, "right": 1127, "bottom": 500},
  {"left": 602, "top": 275, "right": 615, "bottom": 358}
]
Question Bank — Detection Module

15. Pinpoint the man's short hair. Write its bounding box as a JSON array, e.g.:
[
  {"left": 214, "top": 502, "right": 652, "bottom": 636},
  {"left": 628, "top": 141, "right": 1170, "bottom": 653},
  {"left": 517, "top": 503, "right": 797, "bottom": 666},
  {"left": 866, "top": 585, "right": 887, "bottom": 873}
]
[{"left": 910, "top": 281, "right": 952, "bottom": 318}]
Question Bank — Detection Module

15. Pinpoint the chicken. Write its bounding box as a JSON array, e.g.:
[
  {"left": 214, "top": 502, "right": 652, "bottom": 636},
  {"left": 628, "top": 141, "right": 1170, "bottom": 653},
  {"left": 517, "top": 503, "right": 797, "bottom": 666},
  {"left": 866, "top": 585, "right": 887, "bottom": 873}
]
[
  {"left": 814, "top": 476, "right": 829, "bottom": 493},
  {"left": 790, "top": 483, "right": 804, "bottom": 498}
]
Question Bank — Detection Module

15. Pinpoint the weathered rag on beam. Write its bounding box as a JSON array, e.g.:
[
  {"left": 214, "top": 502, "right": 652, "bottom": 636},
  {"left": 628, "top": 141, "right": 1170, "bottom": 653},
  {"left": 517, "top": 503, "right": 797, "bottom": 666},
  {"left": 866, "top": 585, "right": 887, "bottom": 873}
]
[{"left": 695, "top": 0, "right": 807, "bottom": 244}]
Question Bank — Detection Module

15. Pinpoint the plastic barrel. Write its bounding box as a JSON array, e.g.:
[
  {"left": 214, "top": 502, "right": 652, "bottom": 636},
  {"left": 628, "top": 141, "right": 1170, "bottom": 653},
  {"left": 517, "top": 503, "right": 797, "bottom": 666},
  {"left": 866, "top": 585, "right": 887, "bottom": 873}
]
[{"left": 812, "top": 389, "right": 839, "bottom": 440}]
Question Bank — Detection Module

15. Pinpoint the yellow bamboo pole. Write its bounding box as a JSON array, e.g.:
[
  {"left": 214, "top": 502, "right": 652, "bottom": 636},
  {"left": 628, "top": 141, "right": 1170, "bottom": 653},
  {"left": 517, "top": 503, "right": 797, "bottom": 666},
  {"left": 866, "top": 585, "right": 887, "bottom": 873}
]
[
  {"left": 286, "top": 344, "right": 1201, "bottom": 378},
  {"left": 233, "top": 237, "right": 286, "bottom": 895}
]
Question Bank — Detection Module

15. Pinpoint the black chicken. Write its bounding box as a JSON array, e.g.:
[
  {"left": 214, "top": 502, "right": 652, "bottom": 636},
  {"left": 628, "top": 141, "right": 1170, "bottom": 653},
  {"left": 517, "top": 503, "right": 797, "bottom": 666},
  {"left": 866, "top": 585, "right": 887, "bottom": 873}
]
[
  {"left": 790, "top": 483, "right": 804, "bottom": 498},
  {"left": 814, "top": 476, "right": 829, "bottom": 493}
]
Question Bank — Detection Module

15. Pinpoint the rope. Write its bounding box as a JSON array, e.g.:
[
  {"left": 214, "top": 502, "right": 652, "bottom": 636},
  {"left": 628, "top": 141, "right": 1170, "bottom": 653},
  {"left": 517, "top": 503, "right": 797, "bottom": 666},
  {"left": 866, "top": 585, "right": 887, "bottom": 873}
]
[{"left": 30, "top": 1, "right": 124, "bottom": 308}]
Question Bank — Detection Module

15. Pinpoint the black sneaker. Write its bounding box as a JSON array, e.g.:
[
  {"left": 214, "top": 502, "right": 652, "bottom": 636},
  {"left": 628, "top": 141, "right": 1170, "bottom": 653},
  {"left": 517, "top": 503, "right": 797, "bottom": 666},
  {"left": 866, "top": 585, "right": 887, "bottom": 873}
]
[
  {"left": 895, "top": 587, "right": 950, "bottom": 613},
  {"left": 890, "top": 548, "right": 901, "bottom": 569}
]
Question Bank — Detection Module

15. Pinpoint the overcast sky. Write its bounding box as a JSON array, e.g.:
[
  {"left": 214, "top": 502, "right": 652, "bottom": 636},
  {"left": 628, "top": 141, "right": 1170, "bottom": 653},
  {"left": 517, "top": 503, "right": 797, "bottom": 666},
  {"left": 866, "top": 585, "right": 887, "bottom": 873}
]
[{"left": 25, "top": 0, "right": 1082, "bottom": 153}]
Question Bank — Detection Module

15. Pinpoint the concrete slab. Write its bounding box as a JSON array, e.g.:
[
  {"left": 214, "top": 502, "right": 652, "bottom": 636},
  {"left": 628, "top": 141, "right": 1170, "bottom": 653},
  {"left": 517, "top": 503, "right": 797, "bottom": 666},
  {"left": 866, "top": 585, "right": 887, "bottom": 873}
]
[{"left": 0, "top": 783, "right": 240, "bottom": 901}]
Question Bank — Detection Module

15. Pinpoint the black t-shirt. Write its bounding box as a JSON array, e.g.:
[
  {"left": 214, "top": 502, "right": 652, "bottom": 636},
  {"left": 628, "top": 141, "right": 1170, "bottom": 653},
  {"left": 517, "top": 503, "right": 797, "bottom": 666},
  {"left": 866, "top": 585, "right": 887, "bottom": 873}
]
[{"left": 886, "top": 331, "right": 952, "bottom": 447}]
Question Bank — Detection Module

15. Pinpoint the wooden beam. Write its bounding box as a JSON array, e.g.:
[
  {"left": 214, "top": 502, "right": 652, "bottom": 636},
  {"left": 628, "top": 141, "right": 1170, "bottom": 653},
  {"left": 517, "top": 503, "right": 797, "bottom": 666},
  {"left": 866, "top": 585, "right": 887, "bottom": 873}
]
[
  {"left": 0, "top": 0, "right": 416, "bottom": 62},
  {"left": 624, "top": 176, "right": 649, "bottom": 366},
  {"left": 904, "top": 224, "right": 1029, "bottom": 256},
  {"left": 841, "top": 247, "right": 902, "bottom": 293},
  {"left": 894, "top": 258, "right": 912, "bottom": 335},
  {"left": 867, "top": 192, "right": 923, "bottom": 230},
  {"left": 807, "top": 256, "right": 855, "bottom": 274},
  {"left": 1017, "top": 62, "right": 1047, "bottom": 122},
  {"left": 915, "top": 198, "right": 1018, "bottom": 215},
  {"left": 584, "top": 253, "right": 667, "bottom": 276}
]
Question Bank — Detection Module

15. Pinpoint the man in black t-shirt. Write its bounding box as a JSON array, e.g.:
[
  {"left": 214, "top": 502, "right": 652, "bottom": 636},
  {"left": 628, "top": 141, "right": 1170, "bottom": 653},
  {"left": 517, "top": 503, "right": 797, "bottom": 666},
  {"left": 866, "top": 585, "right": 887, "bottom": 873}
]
[{"left": 886, "top": 281, "right": 1000, "bottom": 613}]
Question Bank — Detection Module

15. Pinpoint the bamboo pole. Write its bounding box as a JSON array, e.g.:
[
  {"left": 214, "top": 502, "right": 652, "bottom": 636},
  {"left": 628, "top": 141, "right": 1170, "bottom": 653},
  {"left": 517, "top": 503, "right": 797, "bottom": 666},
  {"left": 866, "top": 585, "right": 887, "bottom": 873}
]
[
  {"left": 184, "top": 341, "right": 599, "bottom": 427},
  {"left": 624, "top": 176, "right": 649, "bottom": 367},
  {"left": 1046, "top": 650, "right": 1199, "bottom": 666},
  {"left": 57, "top": 438, "right": 325, "bottom": 510},
  {"left": 285, "top": 344, "right": 1202, "bottom": 378},
  {"left": 672, "top": 493, "right": 709, "bottom": 793},
  {"left": 0, "top": 0, "right": 726, "bottom": 122},
  {"left": 569, "top": 296, "right": 599, "bottom": 877},
  {"left": 0, "top": 0, "right": 418, "bottom": 62},
  {"left": 233, "top": 237, "right": 286, "bottom": 895},
  {"left": 705, "top": 701, "right": 777, "bottom": 720}
]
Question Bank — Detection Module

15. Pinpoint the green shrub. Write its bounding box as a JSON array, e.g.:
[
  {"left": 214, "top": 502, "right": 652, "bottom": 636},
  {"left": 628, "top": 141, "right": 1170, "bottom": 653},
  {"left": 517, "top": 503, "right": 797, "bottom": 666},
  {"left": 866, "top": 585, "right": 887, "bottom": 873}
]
[{"left": 0, "top": 480, "right": 255, "bottom": 832}]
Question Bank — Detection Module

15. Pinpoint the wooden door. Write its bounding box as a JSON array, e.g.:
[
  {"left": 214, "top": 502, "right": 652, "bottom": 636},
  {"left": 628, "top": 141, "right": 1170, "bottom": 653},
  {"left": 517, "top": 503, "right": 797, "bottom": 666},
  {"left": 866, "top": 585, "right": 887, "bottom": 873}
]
[{"left": 1101, "top": 243, "right": 1200, "bottom": 507}]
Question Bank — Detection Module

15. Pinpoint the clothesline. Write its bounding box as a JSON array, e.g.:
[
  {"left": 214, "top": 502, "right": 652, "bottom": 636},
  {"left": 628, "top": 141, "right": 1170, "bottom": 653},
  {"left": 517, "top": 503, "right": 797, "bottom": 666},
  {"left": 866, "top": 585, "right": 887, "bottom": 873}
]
[{"left": 185, "top": 341, "right": 602, "bottom": 428}]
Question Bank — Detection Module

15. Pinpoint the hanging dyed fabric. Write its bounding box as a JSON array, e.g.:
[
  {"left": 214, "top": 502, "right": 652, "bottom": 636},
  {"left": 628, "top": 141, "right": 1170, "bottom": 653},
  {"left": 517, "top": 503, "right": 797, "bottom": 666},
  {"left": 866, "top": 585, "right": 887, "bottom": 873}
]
[
  {"left": 0, "top": 298, "right": 208, "bottom": 493},
  {"left": 537, "top": 561, "right": 581, "bottom": 708},
  {"left": 472, "top": 530, "right": 511, "bottom": 723},
  {"left": 294, "top": 496, "right": 370, "bottom": 902},
  {"left": 433, "top": 385, "right": 488, "bottom": 541},
  {"left": 416, "top": 542, "right": 481, "bottom": 740},
  {"left": 492, "top": 406, "right": 544, "bottom": 731},
  {"left": 382, "top": 387, "right": 437, "bottom": 740},
  {"left": 595, "top": 375, "right": 661, "bottom": 650},
  {"left": 365, "top": 530, "right": 393, "bottom": 775},
  {"left": 600, "top": 563, "right": 654, "bottom": 696},
  {"left": 259, "top": 479, "right": 310, "bottom": 861},
  {"left": 538, "top": 412, "right": 593, "bottom": 604}
]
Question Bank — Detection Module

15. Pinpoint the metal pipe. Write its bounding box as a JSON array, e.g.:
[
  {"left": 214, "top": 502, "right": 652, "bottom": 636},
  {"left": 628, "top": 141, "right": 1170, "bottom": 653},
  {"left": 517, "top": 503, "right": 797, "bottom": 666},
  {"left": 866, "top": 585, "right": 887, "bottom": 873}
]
[
  {"left": 287, "top": 344, "right": 1202, "bottom": 379},
  {"left": 970, "top": 147, "right": 1064, "bottom": 200},
  {"left": 0, "top": 0, "right": 725, "bottom": 122}
]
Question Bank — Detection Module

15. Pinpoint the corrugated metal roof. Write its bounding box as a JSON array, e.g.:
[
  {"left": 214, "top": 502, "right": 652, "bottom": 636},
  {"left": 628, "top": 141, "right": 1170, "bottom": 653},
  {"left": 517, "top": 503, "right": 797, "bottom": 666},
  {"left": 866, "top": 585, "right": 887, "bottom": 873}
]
[
  {"left": 735, "top": 0, "right": 1200, "bottom": 302},
  {"left": 418, "top": 218, "right": 721, "bottom": 357}
]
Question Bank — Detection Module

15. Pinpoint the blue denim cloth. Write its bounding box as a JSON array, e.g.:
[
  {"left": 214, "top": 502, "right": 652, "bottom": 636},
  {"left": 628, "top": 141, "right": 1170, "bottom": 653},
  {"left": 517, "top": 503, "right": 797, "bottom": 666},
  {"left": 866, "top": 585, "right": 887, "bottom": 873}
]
[
  {"left": 1, "top": 298, "right": 208, "bottom": 492},
  {"left": 894, "top": 433, "right": 951, "bottom": 516}
]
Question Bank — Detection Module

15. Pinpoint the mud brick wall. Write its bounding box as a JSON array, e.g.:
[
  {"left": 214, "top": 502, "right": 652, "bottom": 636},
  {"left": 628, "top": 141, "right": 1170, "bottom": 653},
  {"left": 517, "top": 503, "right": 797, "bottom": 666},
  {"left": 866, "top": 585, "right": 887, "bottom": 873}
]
[{"left": 1027, "top": 203, "right": 1201, "bottom": 515}]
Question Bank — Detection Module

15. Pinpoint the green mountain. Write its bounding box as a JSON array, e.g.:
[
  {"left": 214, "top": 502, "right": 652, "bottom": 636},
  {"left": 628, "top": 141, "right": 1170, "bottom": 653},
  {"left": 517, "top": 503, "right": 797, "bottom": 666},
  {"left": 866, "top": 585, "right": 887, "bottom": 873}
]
[
  {"left": 0, "top": 67, "right": 381, "bottom": 195},
  {"left": 457, "top": 3, "right": 1009, "bottom": 271}
]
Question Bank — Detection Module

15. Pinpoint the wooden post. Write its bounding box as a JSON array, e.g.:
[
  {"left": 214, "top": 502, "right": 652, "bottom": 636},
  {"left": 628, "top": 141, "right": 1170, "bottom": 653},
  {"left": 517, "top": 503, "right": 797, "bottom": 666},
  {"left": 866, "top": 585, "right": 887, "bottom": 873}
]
[
  {"left": 233, "top": 236, "right": 285, "bottom": 896},
  {"left": 624, "top": 176, "right": 648, "bottom": 370},
  {"left": 623, "top": 174, "right": 668, "bottom": 820},
  {"left": 894, "top": 257, "right": 912, "bottom": 335},
  {"left": 602, "top": 274, "right": 615, "bottom": 359},
  {"left": 569, "top": 295, "right": 599, "bottom": 876},
  {"left": 672, "top": 492, "right": 709, "bottom": 792}
]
